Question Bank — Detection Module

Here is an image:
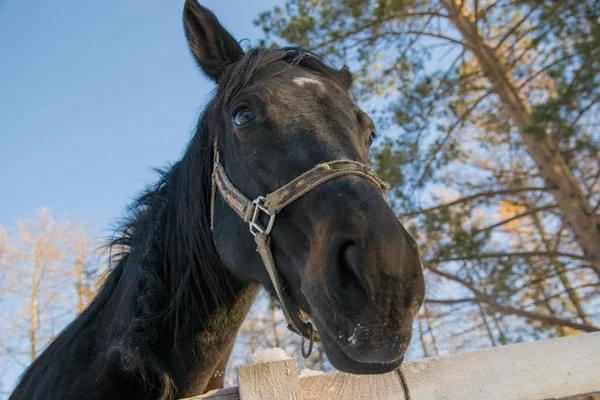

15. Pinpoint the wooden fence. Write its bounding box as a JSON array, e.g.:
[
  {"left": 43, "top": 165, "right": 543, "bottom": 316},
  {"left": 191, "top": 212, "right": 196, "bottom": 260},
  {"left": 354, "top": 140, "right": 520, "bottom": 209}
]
[{"left": 186, "top": 332, "right": 600, "bottom": 400}]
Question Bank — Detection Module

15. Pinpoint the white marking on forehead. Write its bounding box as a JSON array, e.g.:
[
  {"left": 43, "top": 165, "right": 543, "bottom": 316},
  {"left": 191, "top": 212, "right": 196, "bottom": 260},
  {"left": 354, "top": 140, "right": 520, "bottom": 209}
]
[{"left": 293, "top": 77, "right": 323, "bottom": 89}]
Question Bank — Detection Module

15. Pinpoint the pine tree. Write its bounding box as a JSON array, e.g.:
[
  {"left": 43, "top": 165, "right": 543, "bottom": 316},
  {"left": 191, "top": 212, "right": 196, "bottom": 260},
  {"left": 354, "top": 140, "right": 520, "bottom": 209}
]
[{"left": 254, "top": 0, "right": 600, "bottom": 353}]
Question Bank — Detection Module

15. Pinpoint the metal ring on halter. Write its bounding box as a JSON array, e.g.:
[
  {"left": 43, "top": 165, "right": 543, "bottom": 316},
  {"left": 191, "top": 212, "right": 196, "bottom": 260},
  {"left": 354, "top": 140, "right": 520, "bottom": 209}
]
[
  {"left": 211, "top": 141, "right": 390, "bottom": 357},
  {"left": 300, "top": 322, "right": 314, "bottom": 358},
  {"left": 249, "top": 196, "right": 276, "bottom": 236}
]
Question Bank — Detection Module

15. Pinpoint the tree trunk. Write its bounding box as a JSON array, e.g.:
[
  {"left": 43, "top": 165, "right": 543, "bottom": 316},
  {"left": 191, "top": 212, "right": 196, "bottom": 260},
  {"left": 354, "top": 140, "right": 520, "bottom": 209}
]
[
  {"left": 534, "top": 279, "right": 566, "bottom": 336},
  {"left": 31, "top": 253, "right": 40, "bottom": 362},
  {"left": 417, "top": 316, "right": 430, "bottom": 357},
  {"left": 269, "top": 299, "right": 281, "bottom": 348},
  {"left": 76, "top": 256, "right": 85, "bottom": 314},
  {"left": 490, "top": 313, "right": 508, "bottom": 345},
  {"left": 441, "top": 0, "right": 600, "bottom": 275},
  {"left": 528, "top": 208, "right": 592, "bottom": 325},
  {"left": 478, "top": 304, "right": 497, "bottom": 347},
  {"left": 423, "top": 305, "right": 440, "bottom": 356}
]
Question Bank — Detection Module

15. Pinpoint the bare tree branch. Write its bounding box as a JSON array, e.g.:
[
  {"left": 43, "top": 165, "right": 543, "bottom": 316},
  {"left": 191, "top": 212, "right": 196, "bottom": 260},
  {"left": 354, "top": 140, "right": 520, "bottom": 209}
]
[
  {"left": 309, "top": 11, "right": 449, "bottom": 52},
  {"left": 473, "top": 204, "right": 558, "bottom": 234},
  {"left": 426, "top": 297, "right": 477, "bottom": 304},
  {"left": 494, "top": 3, "right": 540, "bottom": 50},
  {"left": 427, "top": 266, "right": 599, "bottom": 332},
  {"left": 516, "top": 54, "right": 577, "bottom": 90},
  {"left": 434, "top": 251, "right": 590, "bottom": 263},
  {"left": 398, "top": 187, "right": 548, "bottom": 217},
  {"left": 364, "top": 30, "right": 471, "bottom": 49},
  {"left": 407, "top": 89, "right": 495, "bottom": 198}
]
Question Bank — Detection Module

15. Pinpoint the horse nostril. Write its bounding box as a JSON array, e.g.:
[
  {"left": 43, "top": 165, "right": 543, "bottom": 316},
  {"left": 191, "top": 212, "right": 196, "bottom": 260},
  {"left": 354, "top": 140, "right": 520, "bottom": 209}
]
[
  {"left": 334, "top": 241, "right": 369, "bottom": 300},
  {"left": 341, "top": 243, "right": 360, "bottom": 283}
]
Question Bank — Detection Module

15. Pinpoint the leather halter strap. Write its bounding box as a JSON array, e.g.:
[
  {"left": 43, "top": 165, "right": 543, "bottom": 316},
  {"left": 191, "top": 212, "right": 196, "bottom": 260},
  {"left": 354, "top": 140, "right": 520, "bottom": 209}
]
[{"left": 210, "top": 145, "right": 389, "bottom": 352}]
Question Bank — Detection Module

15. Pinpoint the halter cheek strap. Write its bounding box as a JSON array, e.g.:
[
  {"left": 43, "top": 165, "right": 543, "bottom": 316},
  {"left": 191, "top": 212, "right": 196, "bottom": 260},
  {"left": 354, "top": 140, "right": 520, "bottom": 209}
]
[{"left": 210, "top": 145, "right": 389, "bottom": 356}]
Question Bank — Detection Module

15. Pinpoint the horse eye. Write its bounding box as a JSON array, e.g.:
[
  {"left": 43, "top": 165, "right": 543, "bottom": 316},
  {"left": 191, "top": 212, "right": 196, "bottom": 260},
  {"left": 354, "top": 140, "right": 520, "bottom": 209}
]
[
  {"left": 368, "top": 131, "right": 377, "bottom": 146},
  {"left": 233, "top": 107, "right": 255, "bottom": 127}
]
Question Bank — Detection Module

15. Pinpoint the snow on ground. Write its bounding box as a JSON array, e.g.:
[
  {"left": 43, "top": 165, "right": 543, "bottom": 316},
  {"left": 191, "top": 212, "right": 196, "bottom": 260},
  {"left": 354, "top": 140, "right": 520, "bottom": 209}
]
[
  {"left": 299, "top": 368, "right": 325, "bottom": 378},
  {"left": 245, "top": 347, "right": 290, "bottom": 365}
]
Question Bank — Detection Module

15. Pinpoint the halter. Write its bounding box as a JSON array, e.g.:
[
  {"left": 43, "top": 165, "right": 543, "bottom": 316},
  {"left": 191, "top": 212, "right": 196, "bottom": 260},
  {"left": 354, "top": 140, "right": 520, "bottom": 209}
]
[{"left": 210, "top": 143, "right": 389, "bottom": 357}]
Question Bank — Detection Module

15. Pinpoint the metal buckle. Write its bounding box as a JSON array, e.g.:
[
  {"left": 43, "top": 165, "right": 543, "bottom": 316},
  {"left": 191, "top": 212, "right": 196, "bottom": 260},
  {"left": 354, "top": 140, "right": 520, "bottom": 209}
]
[{"left": 249, "top": 196, "right": 276, "bottom": 236}]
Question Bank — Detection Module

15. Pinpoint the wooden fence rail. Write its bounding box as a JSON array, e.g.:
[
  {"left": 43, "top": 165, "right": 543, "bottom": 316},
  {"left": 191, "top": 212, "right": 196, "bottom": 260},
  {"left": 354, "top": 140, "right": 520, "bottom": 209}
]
[{"left": 186, "top": 332, "right": 600, "bottom": 400}]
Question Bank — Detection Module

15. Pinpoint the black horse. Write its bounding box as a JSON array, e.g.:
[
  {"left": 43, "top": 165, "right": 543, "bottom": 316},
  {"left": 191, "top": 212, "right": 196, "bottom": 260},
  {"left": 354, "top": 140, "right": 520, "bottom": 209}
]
[{"left": 9, "top": 1, "right": 425, "bottom": 399}]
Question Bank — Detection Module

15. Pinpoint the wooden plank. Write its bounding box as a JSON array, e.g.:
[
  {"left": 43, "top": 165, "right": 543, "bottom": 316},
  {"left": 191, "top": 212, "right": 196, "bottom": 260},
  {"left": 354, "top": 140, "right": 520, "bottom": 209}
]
[
  {"left": 237, "top": 358, "right": 302, "bottom": 400},
  {"left": 401, "top": 332, "right": 600, "bottom": 400},
  {"left": 300, "top": 371, "right": 405, "bottom": 400},
  {"left": 299, "top": 332, "right": 600, "bottom": 400},
  {"left": 183, "top": 387, "right": 239, "bottom": 400},
  {"left": 185, "top": 332, "right": 600, "bottom": 400}
]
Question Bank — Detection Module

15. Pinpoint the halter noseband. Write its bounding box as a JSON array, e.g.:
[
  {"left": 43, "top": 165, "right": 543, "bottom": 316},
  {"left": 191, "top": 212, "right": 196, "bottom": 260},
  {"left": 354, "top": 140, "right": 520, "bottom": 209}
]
[{"left": 210, "top": 143, "right": 389, "bottom": 357}]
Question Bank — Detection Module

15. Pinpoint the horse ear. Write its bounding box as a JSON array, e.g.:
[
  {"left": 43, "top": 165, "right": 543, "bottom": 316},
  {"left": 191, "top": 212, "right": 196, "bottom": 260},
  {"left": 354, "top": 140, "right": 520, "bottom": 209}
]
[
  {"left": 183, "top": 0, "right": 244, "bottom": 82},
  {"left": 338, "top": 65, "right": 354, "bottom": 91}
]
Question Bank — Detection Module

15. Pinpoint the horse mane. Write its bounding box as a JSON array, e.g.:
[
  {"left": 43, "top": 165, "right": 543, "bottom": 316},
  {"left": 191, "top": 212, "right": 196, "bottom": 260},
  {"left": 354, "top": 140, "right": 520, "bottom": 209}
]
[
  {"left": 219, "top": 46, "right": 353, "bottom": 104},
  {"left": 15, "top": 111, "right": 223, "bottom": 398},
  {"left": 100, "top": 47, "right": 347, "bottom": 338},
  {"left": 14, "top": 46, "right": 347, "bottom": 400}
]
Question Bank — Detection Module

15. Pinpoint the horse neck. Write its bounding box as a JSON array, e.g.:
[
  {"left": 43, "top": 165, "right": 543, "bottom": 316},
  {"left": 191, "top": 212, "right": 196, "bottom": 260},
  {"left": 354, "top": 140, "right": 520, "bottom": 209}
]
[
  {"left": 156, "top": 278, "right": 260, "bottom": 397},
  {"left": 96, "top": 189, "right": 261, "bottom": 397},
  {"left": 102, "top": 154, "right": 263, "bottom": 396},
  {"left": 10, "top": 162, "right": 261, "bottom": 400}
]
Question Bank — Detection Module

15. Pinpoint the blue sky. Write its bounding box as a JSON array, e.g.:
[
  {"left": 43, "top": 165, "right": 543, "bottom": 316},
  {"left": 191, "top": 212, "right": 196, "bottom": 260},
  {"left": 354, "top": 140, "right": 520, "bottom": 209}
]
[
  {"left": 1, "top": 1, "right": 287, "bottom": 394},
  {"left": 0, "top": 0, "right": 282, "bottom": 236}
]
